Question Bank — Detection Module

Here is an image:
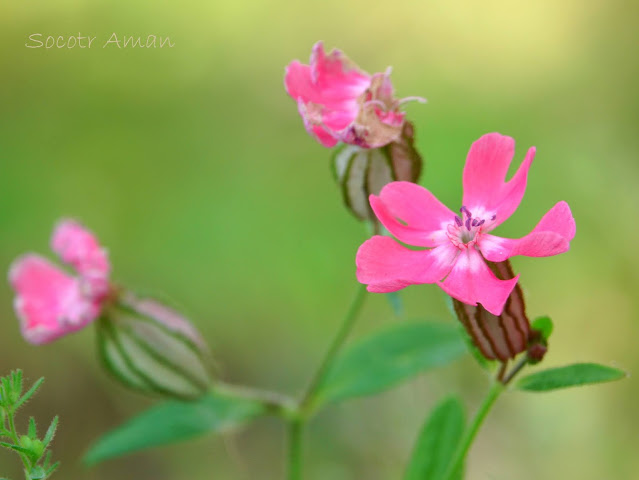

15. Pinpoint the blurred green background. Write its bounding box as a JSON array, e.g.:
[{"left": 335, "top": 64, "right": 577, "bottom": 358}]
[{"left": 1, "top": 0, "right": 637, "bottom": 478}]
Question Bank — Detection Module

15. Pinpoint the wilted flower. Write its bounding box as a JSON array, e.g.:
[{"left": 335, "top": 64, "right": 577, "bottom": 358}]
[
  {"left": 285, "top": 41, "right": 424, "bottom": 149},
  {"left": 9, "top": 220, "right": 111, "bottom": 344},
  {"left": 356, "top": 133, "right": 576, "bottom": 315}
]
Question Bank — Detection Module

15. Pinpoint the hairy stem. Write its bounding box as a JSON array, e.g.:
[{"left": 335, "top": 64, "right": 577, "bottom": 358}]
[{"left": 7, "top": 409, "right": 31, "bottom": 478}]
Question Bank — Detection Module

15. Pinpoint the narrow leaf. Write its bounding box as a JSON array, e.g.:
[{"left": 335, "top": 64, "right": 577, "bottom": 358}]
[
  {"left": 314, "top": 322, "right": 466, "bottom": 406},
  {"left": 517, "top": 363, "right": 627, "bottom": 392},
  {"left": 84, "top": 390, "right": 265, "bottom": 464},
  {"left": 43, "top": 416, "right": 58, "bottom": 447},
  {"left": 28, "top": 417, "right": 37, "bottom": 439},
  {"left": 45, "top": 462, "right": 60, "bottom": 476},
  {"left": 15, "top": 378, "right": 44, "bottom": 410},
  {"left": 0, "top": 442, "right": 32, "bottom": 455},
  {"left": 404, "top": 396, "right": 465, "bottom": 480}
]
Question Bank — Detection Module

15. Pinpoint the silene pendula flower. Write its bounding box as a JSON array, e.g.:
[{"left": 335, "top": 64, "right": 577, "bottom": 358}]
[
  {"left": 284, "top": 41, "right": 424, "bottom": 149},
  {"left": 356, "top": 133, "right": 576, "bottom": 316},
  {"left": 9, "top": 220, "right": 111, "bottom": 344}
]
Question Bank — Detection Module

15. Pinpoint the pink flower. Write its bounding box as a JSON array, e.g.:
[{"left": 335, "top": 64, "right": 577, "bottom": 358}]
[
  {"left": 9, "top": 220, "right": 111, "bottom": 344},
  {"left": 284, "top": 41, "right": 424, "bottom": 149},
  {"left": 356, "top": 133, "right": 576, "bottom": 315}
]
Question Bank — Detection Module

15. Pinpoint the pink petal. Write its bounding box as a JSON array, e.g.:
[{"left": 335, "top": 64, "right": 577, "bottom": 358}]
[
  {"left": 479, "top": 201, "right": 576, "bottom": 262},
  {"left": 9, "top": 254, "right": 100, "bottom": 344},
  {"left": 438, "top": 248, "right": 519, "bottom": 316},
  {"left": 284, "top": 42, "right": 372, "bottom": 147},
  {"left": 296, "top": 100, "right": 339, "bottom": 147},
  {"left": 462, "top": 133, "right": 535, "bottom": 227},
  {"left": 51, "top": 219, "right": 110, "bottom": 296},
  {"left": 309, "top": 42, "right": 371, "bottom": 98},
  {"left": 370, "top": 181, "right": 454, "bottom": 247},
  {"left": 356, "top": 236, "right": 457, "bottom": 292}
]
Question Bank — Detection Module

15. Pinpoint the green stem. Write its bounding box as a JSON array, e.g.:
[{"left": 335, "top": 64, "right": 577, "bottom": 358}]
[
  {"left": 7, "top": 409, "right": 31, "bottom": 478},
  {"left": 300, "top": 282, "right": 368, "bottom": 413},
  {"left": 445, "top": 382, "right": 504, "bottom": 480},
  {"left": 287, "top": 419, "right": 302, "bottom": 480}
]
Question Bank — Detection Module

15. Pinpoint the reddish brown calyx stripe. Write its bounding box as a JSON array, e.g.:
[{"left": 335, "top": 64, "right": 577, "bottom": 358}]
[{"left": 452, "top": 260, "right": 531, "bottom": 362}]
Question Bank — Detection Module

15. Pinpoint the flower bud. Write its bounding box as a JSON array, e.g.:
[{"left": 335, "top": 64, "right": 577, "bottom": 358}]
[
  {"left": 332, "top": 121, "right": 422, "bottom": 221},
  {"left": 452, "top": 260, "right": 533, "bottom": 362},
  {"left": 97, "top": 291, "right": 213, "bottom": 400}
]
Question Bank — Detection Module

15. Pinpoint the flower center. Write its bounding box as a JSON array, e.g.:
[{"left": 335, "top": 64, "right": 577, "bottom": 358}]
[{"left": 446, "top": 206, "right": 495, "bottom": 249}]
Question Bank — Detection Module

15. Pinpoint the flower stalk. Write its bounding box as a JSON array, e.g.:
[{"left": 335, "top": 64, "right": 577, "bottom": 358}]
[
  {"left": 299, "top": 282, "right": 368, "bottom": 416},
  {"left": 444, "top": 381, "right": 504, "bottom": 480}
]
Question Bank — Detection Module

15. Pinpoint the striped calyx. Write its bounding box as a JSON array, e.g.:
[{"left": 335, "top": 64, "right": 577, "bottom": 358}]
[
  {"left": 97, "top": 291, "right": 213, "bottom": 400},
  {"left": 452, "top": 260, "right": 546, "bottom": 362},
  {"left": 332, "top": 121, "right": 422, "bottom": 221}
]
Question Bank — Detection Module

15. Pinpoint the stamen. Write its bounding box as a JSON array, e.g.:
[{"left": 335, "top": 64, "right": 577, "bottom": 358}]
[
  {"left": 491, "top": 214, "right": 496, "bottom": 221},
  {"left": 363, "top": 99, "right": 387, "bottom": 111},
  {"left": 465, "top": 217, "right": 471, "bottom": 231},
  {"left": 477, "top": 219, "right": 485, "bottom": 226},
  {"left": 397, "top": 96, "right": 427, "bottom": 106},
  {"left": 454, "top": 215, "right": 463, "bottom": 227},
  {"left": 471, "top": 219, "right": 479, "bottom": 227},
  {"left": 460, "top": 206, "right": 472, "bottom": 218}
]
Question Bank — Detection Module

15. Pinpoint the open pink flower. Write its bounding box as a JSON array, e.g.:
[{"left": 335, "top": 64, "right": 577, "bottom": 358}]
[
  {"left": 356, "top": 133, "right": 576, "bottom": 315},
  {"left": 285, "top": 41, "right": 423, "bottom": 149},
  {"left": 9, "top": 220, "right": 111, "bottom": 344}
]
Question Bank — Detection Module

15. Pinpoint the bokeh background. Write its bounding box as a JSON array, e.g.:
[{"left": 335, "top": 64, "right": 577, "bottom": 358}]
[{"left": 1, "top": 0, "right": 637, "bottom": 478}]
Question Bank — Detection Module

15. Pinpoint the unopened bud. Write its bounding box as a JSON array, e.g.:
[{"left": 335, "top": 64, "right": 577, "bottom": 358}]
[
  {"left": 97, "top": 291, "right": 213, "bottom": 400},
  {"left": 452, "top": 260, "right": 532, "bottom": 362},
  {"left": 332, "top": 121, "right": 422, "bottom": 221}
]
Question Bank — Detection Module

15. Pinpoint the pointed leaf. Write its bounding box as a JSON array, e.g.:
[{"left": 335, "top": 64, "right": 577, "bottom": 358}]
[
  {"left": 516, "top": 363, "right": 627, "bottom": 392},
  {"left": 314, "top": 322, "right": 466, "bottom": 406},
  {"left": 404, "top": 396, "right": 465, "bottom": 480},
  {"left": 45, "top": 461, "right": 60, "bottom": 477},
  {"left": 28, "top": 417, "right": 37, "bottom": 439},
  {"left": 15, "top": 378, "right": 44, "bottom": 410},
  {"left": 0, "top": 441, "right": 32, "bottom": 455},
  {"left": 43, "top": 416, "right": 58, "bottom": 447},
  {"left": 84, "top": 390, "right": 265, "bottom": 465}
]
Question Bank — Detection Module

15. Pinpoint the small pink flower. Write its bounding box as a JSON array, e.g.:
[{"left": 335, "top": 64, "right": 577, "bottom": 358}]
[
  {"left": 9, "top": 220, "right": 111, "bottom": 344},
  {"left": 285, "top": 41, "right": 423, "bottom": 149},
  {"left": 356, "top": 133, "right": 576, "bottom": 315}
]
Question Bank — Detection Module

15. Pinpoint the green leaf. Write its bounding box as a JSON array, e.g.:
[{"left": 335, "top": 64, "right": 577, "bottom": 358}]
[
  {"left": 15, "top": 377, "right": 44, "bottom": 410},
  {"left": 45, "top": 461, "right": 60, "bottom": 477},
  {"left": 0, "top": 441, "right": 32, "bottom": 456},
  {"left": 43, "top": 416, "right": 58, "bottom": 447},
  {"left": 28, "top": 417, "right": 37, "bottom": 439},
  {"left": 530, "top": 316, "right": 553, "bottom": 341},
  {"left": 516, "top": 363, "right": 627, "bottom": 392},
  {"left": 84, "top": 390, "right": 266, "bottom": 465},
  {"left": 314, "top": 322, "right": 466, "bottom": 407},
  {"left": 404, "top": 396, "right": 465, "bottom": 480}
]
